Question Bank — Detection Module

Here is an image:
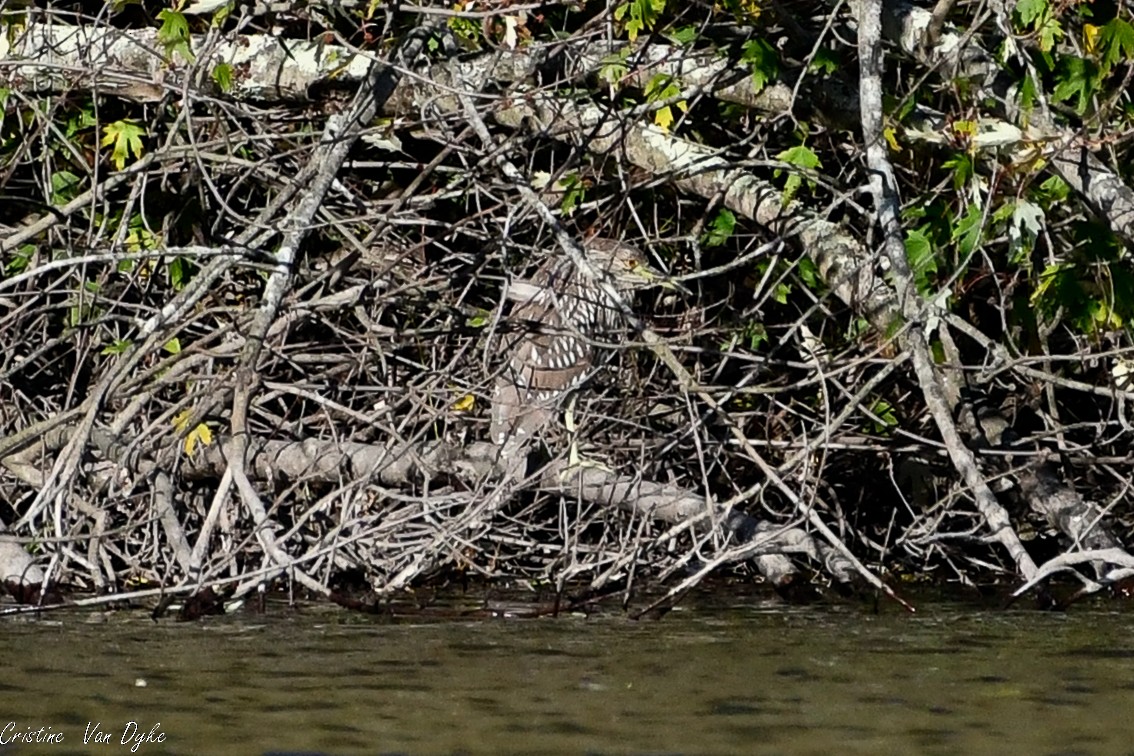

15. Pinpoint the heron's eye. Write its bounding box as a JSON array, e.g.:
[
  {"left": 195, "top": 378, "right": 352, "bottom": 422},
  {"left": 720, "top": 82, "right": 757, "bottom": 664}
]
[{"left": 626, "top": 260, "right": 638, "bottom": 270}]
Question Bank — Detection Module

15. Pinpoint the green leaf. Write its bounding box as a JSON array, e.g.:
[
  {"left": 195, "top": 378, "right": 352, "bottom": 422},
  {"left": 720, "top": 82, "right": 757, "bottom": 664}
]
[
  {"left": 1034, "top": 175, "right": 1070, "bottom": 205},
  {"left": 101, "top": 339, "right": 133, "bottom": 356},
  {"left": 65, "top": 107, "right": 95, "bottom": 139},
  {"left": 68, "top": 301, "right": 92, "bottom": 327},
  {"left": 1111, "top": 265, "right": 1134, "bottom": 326},
  {"left": 701, "top": 209, "right": 736, "bottom": 248},
  {"left": 168, "top": 256, "right": 194, "bottom": 290},
  {"left": 645, "top": 74, "right": 686, "bottom": 131},
  {"left": 1029, "top": 263, "right": 1066, "bottom": 316},
  {"left": 781, "top": 174, "right": 802, "bottom": 205},
  {"left": 50, "top": 170, "right": 82, "bottom": 204},
  {"left": 991, "top": 202, "right": 1015, "bottom": 225},
  {"left": 1014, "top": 0, "right": 1062, "bottom": 52},
  {"left": 778, "top": 145, "right": 821, "bottom": 171},
  {"left": 667, "top": 25, "right": 698, "bottom": 46},
  {"left": 1015, "top": 0, "right": 1046, "bottom": 27},
  {"left": 867, "top": 400, "right": 898, "bottom": 434},
  {"left": 952, "top": 204, "right": 984, "bottom": 257},
  {"left": 615, "top": 0, "right": 666, "bottom": 42},
  {"left": 100, "top": 120, "right": 146, "bottom": 171},
  {"left": 894, "top": 92, "right": 918, "bottom": 122},
  {"left": 125, "top": 215, "right": 160, "bottom": 253},
  {"left": 904, "top": 229, "right": 938, "bottom": 295},
  {"left": 644, "top": 74, "right": 680, "bottom": 101},
  {"left": 1038, "top": 20, "right": 1062, "bottom": 54},
  {"left": 157, "top": 9, "right": 194, "bottom": 62},
  {"left": 1051, "top": 56, "right": 1098, "bottom": 115},
  {"left": 941, "top": 153, "right": 974, "bottom": 190},
  {"left": 744, "top": 322, "right": 767, "bottom": 351},
  {"left": 210, "top": 1, "right": 235, "bottom": 25},
  {"left": 3, "top": 244, "right": 35, "bottom": 276},
  {"left": 809, "top": 48, "right": 839, "bottom": 76},
  {"left": 1098, "top": 18, "right": 1134, "bottom": 72},
  {"left": 1017, "top": 72, "right": 1038, "bottom": 113},
  {"left": 775, "top": 145, "right": 820, "bottom": 204},
  {"left": 447, "top": 15, "right": 481, "bottom": 50},
  {"left": 212, "top": 62, "right": 233, "bottom": 92},
  {"left": 741, "top": 39, "right": 778, "bottom": 93},
  {"left": 847, "top": 317, "right": 871, "bottom": 342},
  {"left": 598, "top": 50, "right": 630, "bottom": 88},
  {"left": 560, "top": 174, "right": 586, "bottom": 216},
  {"left": 797, "top": 257, "right": 821, "bottom": 290}
]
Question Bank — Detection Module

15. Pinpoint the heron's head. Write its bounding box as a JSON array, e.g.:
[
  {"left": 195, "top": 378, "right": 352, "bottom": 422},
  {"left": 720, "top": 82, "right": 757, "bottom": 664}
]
[{"left": 585, "top": 238, "right": 684, "bottom": 293}]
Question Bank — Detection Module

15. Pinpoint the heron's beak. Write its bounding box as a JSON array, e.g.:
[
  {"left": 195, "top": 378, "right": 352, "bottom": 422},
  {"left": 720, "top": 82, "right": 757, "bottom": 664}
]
[
  {"left": 627, "top": 261, "right": 692, "bottom": 297},
  {"left": 658, "top": 275, "right": 692, "bottom": 297},
  {"left": 646, "top": 268, "right": 692, "bottom": 297}
]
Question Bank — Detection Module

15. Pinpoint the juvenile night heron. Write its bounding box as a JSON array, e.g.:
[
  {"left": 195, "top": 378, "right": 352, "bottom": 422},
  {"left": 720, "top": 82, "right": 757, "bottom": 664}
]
[{"left": 490, "top": 237, "right": 676, "bottom": 476}]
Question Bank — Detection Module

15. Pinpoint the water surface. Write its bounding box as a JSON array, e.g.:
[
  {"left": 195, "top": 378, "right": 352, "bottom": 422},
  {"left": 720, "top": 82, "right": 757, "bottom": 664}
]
[{"left": 3, "top": 599, "right": 1133, "bottom": 754}]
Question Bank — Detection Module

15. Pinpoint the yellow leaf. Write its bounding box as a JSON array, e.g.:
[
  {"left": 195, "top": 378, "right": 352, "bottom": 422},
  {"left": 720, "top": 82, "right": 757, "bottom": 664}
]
[
  {"left": 654, "top": 105, "right": 674, "bottom": 131},
  {"left": 99, "top": 120, "right": 146, "bottom": 171},
  {"left": 951, "top": 120, "right": 977, "bottom": 138},
  {"left": 183, "top": 423, "right": 213, "bottom": 457},
  {"left": 172, "top": 409, "right": 193, "bottom": 433},
  {"left": 1084, "top": 23, "right": 1100, "bottom": 57},
  {"left": 883, "top": 126, "right": 900, "bottom": 152},
  {"left": 451, "top": 394, "right": 476, "bottom": 412}
]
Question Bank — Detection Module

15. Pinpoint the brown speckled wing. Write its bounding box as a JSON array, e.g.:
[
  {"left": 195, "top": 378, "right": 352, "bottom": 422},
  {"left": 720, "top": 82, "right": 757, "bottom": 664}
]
[{"left": 489, "top": 285, "right": 594, "bottom": 447}]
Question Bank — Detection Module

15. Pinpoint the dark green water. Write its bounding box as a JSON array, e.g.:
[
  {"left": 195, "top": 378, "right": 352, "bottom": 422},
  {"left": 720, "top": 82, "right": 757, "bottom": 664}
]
[{"left": 3, "top": 600, "right": 1134, "bottom": 755}]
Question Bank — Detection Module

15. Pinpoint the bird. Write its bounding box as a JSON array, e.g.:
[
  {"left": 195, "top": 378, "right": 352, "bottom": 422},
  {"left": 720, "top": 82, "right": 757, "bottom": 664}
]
[{"left": 489, "top": 236, "right": 678, "bottom": 477}]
